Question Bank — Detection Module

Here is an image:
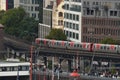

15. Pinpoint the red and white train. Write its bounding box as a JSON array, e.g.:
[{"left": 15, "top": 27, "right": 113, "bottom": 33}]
[{"left": 35, "top": 38, "right": 120, "bottom": 54}]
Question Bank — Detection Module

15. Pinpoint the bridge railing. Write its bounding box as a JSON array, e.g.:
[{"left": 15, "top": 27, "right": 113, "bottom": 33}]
[{"left": 4, "top": 34, "right": 32, "bottom": 45}]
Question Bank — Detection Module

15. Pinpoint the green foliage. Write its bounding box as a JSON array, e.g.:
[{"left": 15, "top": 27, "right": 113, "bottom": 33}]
[
  {"left": 45, "top": 28, "right": 67, "bottom": 41},
  {"left": 19, "top": 17, "right": 38, "bottom": 41},
  {"left": 100, "top": 38, "right": 118, "bottom": 45},
  {"left": 0, "top": 7, "right": 38, "bottom": 42},
  {"left": 0, "top": 10, "right": 5, "bottom": 19},
  {"left": 0, "top": 7, "right": 25, "bottom": 27}
]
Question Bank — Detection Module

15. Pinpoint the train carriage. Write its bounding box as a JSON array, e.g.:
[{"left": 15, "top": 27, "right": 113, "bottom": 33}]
[
  {"left": 92, "top": 43, "right": 118, "bottom": 53},
  {"left": 35, "top": 38, "right": 120, "bottom": 54},
  {"left": 117, "top": 45, "right": 120, "bottom": 53},
  {"left": 35, "top": 38, "right": 50, "bottom": 47},
  {"left": 67, "top": 42, "right": 92, "bottom": 51},
  {"left": 48, "top": 40, "right": 68, "bottom": 49}
]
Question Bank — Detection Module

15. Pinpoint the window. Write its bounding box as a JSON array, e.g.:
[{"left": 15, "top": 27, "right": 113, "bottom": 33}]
[
  {"left": 76, "top": 33, "right": 79, "bottom": 39},
  {"left": 58, "top": 20, "right": 63, "bottom": 25},
  {"left": 59, "top": 12, "right": 63, "bottom": 17},
  {"left": 110, "top": 10, "right": 118, "bottom": 16},
  {"left": 76, "top": 15, "right": 79, "bottom": 21}
]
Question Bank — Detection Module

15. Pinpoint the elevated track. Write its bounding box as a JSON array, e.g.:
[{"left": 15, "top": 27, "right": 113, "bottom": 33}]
[{"left": 3, "top": 35, "right": 120, "bottom": 62}]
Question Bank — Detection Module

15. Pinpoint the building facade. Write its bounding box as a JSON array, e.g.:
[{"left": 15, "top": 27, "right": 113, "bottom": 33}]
[
  {"left": 52, "top": 0, "right": 64, "bottom": 29},
  {"left": 43, "top": 0, "right": 54, "bottom": 27},
  {"left": 0, "top": 0, "right": 13, "bottom": 11},
  {"left": 64, "top": 0, "right": 82, "bottom": 42},
  {"left": 38, "top": 0, "right": 54, "bottom": 38},
  {"left": 38, "top": 23, "right": 51, "bottom": 38},
  {"left": 82, "top": 0, "right": 120, "bottom": 43},
  {"left": 14, "top": 0, "right": 40, "bottom": 20}
]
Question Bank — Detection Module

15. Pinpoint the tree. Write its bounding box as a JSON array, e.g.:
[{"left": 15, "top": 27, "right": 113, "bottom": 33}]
[
  {"left": 45, "top": 29, "right": 67, "bottom": 41},
  {"left": 0, "top": 7, "right": 38, "bottom": 42},
  {"left": 0, "top": 10, "right": 5, "bottom": 20},
  {"left": 0, "top": 7, "right": 26, "bottom": 28},
  {"left": 19, "top": 17, "right": 38, "bottom": 41},
  {"left": 100, "top": 38, "right": 118, "bottom": 44}
]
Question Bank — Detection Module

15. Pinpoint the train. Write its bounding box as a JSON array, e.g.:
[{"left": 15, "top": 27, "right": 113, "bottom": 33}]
[{"left": 35, "top": 38, "right": 120, "bottom": 54}]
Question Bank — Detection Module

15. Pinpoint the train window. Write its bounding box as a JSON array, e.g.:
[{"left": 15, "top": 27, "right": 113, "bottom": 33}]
[
  {"left": 46, "top": 41, "right": 49, "bottom": 45},
  {"left": 101, "top": 46, "right": 103, "bottom": 49},
  {"left": 107, "top": 47, "right": 109, "bottom": 50},
  {"left": 2, "top": 67, "right": 7, "bottom": 71},
  {"left": 11, "top": 67, "right": 14, "bottom": 71},
  {"left": 7, "top": 67, "right": 10, "bottom": 71},
  {"left": 21, "top": 66, "right": 26, "bottom": 71},
  {"left": 69, "top": 43, "right": 71, "bottom": 46},
  {"left": 14, "top": 67, "right": 17, "bottom": 71},
  {"left": 77, "top": 44, "right": 79, "bottom": 47},
  {"left": 104, "top": 46, "right": 106, "bottom": 50},
  {"left": 115, "top": 47, "right": 116, "bottom": 50},
  {"left": 54, "top": 42, "right": 57, "bottom": 45},
  {"left": 93, "top": 45, "right": 95, "bottom": 48},
  {"left": 26, "top": 66, "right": 29, "bottom": 70},
  {"left": 64, "top": 43, "right": 67, "bottom": 46},
  {"left": 87, "top": 45, "right": 89, "bottom": 48},
  {"left": 75, "top": 44, "right": 77, "bottom": 47},
  {"left": 57, "top": 42, "right": 60, "bottom": 46},
  {"left": 80, "top": 45, "right": 82, "bottom": 48},
  {"left": 19, "top": 66, "right": 22, "bottom": 71},
  {"left": 40, "top": 40, "right": 44, "bottom": 44}
]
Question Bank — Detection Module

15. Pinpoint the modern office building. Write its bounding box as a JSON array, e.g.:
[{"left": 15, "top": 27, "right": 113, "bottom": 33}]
[
  {"left": 38, "top": 0, "right": 54, "bottom": 38},
  {"left": 82, "top": 0, "right": 120, "bottom": 43},
  {"left": 64, "top": 0, "right": 82, "bottom": 42},
  {"left": 0, "top": 0, "right": 14, "bottom": 11},
  {"left": 43, "top": 0, "right": 54, "bottom": 27},
  {"left": 39, "top": 0, "right": 43, "bottom": 23},
  {"left": 38, "top": 23, "right": 51, "bottom": 38},
  {"left": 14, "top": 0, "right": 40, "bottom": 20},
  {"left": 38, "top": 0, "right": 64, "bottom": 38}
]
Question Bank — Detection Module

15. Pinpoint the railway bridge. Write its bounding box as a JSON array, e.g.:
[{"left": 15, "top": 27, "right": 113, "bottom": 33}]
[
  {"left": 2, "top": 35, "right": 120, "bottom": 80},
  {"left": 2, "top": 35, "right": 120, "bottom": 70},
  {"left": 3, "top": 34, "right": 120, "bottom": 61}
]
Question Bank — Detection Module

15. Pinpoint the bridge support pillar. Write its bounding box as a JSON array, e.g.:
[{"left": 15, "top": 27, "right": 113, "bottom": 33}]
[
  {"left": 68, "top": 59, "right": 72, "bottom": 72},
  {"left": 7, "top": 47, "right": 10, "bottom": 58},
  {"left": 43, "top": 57, "right": 47, "bottom": 67},
  {"left": 13, "top": 52, "right": 16, "bottom": 58},
  {"left": 58, "top": 57, "right": 63, "bottom": 66}
]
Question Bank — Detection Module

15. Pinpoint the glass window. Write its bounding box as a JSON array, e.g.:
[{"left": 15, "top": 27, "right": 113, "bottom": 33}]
[
  {"left": 59, "top": 12, "right": 63, "bottom": 17},
  {"left": 73, "top": 14, "right": 75, "bottom": 20},
  {"left": 70, "top": 32, "right": 72, "bottom": 37},
  {"left": 76, "top": 15, "right": 79, "bottom": 21},
  {"left": 76, "top": 33, "right": 79, "bottom": 39},
  {"left": 70, "top": 14, "right": 72, "bottom": 19},
  {"left": 31, "top": 6, "right": 33, "bottom": 11},
  {"left": 73, "top": 32, "right": 75, "bottom": 38}
]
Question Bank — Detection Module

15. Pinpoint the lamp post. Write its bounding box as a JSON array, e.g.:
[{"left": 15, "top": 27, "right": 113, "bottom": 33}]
[
  {"left": 30, "top": 46, "right": 34, "bottom": 80},
  {"left": 52, "top": 56, "right": 54, "bottom": 80},
  {"left": 88, "top": 32, "right": 95, "bottom": 74}
]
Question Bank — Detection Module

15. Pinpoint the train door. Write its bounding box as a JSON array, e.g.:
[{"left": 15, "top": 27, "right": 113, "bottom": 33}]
[{"left": 90, "top": 43, "right": 93, "bottom": 52}]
